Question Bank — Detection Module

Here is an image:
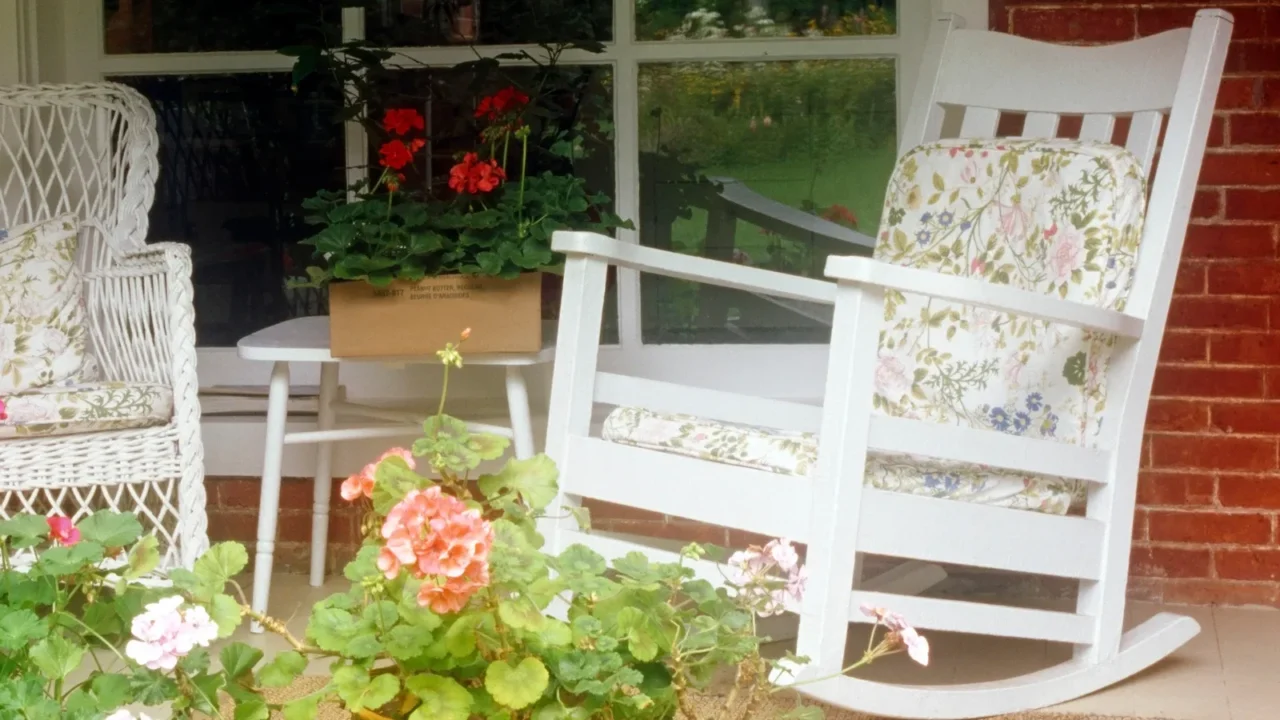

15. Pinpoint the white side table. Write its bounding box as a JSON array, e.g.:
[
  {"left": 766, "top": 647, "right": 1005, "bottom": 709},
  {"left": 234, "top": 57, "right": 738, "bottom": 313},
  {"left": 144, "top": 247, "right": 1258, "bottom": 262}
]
[{"left": 237, "top": 316, "right": 553, "bottom": 624}]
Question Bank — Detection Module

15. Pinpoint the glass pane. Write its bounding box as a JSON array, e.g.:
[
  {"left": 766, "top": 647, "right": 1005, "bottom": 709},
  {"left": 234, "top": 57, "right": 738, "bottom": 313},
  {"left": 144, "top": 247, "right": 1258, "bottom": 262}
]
[
  {"left": 639, "top": 59, "right": 896, "bottom": 344},
  {"left": 369, "top": 64, "right": 619, "bottom": 343},
  {"left": 115, "top": 74, "right": 346, "bottom": 346},
  {"left": 366, "top": 0, "right": 612, "bottom": 46},
  {"left": 636, "top": 0, "right": 895, "bottom": 41},
  {"left": 104, "top": 0, "right": 343, "bottom": 54}
]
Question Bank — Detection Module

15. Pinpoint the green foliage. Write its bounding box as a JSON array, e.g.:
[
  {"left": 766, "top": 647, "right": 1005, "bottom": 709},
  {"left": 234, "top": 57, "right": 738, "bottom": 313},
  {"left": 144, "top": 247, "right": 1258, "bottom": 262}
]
[
  {"left": 224, "top": 341, "right": 841, "bottom": 720},
  {"left": 0, "top": 513, "right": 267, "bottom": 719},
  {"left": 286, "top": 37, "right": 632, "bottom": 288}
]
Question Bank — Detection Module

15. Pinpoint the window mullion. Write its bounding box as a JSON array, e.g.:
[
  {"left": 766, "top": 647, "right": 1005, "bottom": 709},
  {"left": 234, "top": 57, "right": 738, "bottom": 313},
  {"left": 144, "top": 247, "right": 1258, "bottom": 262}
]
[
  {"left": 341, "top": 7, "right": 368, "bottom": 201},
  {"left": 612, "top": 0, "right": 642, "bottom": 349}
]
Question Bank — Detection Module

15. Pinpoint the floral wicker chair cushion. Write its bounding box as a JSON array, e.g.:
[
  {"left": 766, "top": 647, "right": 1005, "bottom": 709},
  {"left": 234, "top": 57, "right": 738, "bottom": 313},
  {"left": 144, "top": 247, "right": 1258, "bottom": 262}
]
[
  {"left": 0, "top": 382, "right": 173, "bottom": 439},
  {"left": 603, "top": 138, "right": 1147, "bottom": 516},
  {"left": 0, "top": 215, "right": 90, "bottom": 393}
]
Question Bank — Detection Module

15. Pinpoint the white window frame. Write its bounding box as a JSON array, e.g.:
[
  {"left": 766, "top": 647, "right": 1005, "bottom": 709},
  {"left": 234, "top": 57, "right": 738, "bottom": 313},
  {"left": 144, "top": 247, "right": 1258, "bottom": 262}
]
[{"left": 26, "top": 0, "right": 984, "bottom": 473}]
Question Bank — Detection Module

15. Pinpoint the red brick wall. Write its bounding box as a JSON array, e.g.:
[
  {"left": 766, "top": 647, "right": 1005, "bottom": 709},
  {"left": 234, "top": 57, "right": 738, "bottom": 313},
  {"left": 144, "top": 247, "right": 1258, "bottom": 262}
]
[
  {"left": 992, "top": 1, "right": 1280, "bottom": 606},
  {"left": 210, "top": 3, "right": 1280, "bottom": 608}
]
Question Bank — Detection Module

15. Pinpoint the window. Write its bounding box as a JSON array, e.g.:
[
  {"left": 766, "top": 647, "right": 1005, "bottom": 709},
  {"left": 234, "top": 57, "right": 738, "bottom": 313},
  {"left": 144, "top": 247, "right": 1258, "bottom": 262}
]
[{"left": 32, "top": 0, "right": 978, "bottom": 403}]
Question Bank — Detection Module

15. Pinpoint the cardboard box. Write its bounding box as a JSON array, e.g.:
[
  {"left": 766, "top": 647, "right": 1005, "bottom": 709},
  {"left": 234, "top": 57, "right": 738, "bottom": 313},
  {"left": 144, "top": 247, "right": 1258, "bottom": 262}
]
[{"left": 328, "top": 273, "right": 542, "bottom": 358}]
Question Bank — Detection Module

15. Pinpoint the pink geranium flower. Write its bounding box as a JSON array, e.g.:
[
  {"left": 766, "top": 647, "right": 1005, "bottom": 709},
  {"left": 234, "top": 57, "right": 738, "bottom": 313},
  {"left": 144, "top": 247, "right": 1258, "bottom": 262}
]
[
  {"left": 726, "top": 538, "right": 807, "bottom": 617},
  {"left": 47, "top": 515, "right": 80, "bottom": 547},
  {"left": 124, "top": 596, "right": 219, "bottom": 671},
  {"left": 379, "top": 486, "right": 495, "bottom": 614},
  {"left": 341, "top": 447, "right": 416, "bottom": 501}
]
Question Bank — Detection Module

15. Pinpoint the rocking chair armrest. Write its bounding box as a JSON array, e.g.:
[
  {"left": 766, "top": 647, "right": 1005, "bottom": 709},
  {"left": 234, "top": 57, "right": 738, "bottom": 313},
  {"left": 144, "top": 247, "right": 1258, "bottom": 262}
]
[
  {"left": 824, "top": 255, "right": 1145, "bottom": 338},
  {"left": 552, "top": 230, "right": 835, "bottom": 305}
]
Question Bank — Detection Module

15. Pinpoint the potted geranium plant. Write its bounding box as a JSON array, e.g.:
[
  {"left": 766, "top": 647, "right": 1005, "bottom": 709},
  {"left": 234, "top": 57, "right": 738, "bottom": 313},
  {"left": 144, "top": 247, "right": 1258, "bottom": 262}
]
[
  {"left": 204, "top": 332, "right": 929, "bottom": 719},
  {"left": 289, "top": 40, "right": 630, "bottom": 357}
]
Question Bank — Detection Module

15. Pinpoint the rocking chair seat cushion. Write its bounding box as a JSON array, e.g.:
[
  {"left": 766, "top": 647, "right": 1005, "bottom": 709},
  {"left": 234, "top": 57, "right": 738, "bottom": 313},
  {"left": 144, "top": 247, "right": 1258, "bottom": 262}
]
[
  {"left": 0, "top": 381, "right": 173, "bottom": 439},
  {"left": 602, "top": 406, "right": 1079, "bottom": 515}
]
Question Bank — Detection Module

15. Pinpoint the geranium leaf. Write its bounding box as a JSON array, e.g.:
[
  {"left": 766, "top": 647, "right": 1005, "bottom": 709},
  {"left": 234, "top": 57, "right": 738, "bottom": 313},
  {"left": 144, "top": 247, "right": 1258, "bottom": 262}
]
[
  {"left": 556, "top": 544, "right": 606, "bottom": 577},
  {"left": 477, "top": 454, "right": 558, "bottom": 511},
  {"left": 77, "top": 511, "right": 142, "bottom": 547},
  {"left": 124, "top": 534, "right": 160, "bottom": 581},
  {"left": 0, "top": 514, "right": 48, "bottom": 547},
  {"left": 0, "top": 608, "right": 46, "bottom": 651},
  {"left": 485, "top": 657, "right": 550, "bottom": 710},
  {"left": 192, "top": 542, "right": 249, "bottom": 599},
  {"left": 219, "top": 642, "right": 263, "bottom": 681},
  {"left": 334, "top": 666, "right": 399, "bottom": 712},
  {"left": 209, "top": 593, "right": 243, "bottom": 639},
  {"left": 259, "top": 650, "right": 308, "bottom": 688},
  {"left": 282, "top": 694, "right": 322, "bottom": 720},
  {"left": 29, "top": 634, "right": 84, "bottom": 680},
  {"left": 498, "top": 596, "right": 544, "bottom": 631},
  {"left": 406, "top": 674, "right": 473, "bottom": 720}
]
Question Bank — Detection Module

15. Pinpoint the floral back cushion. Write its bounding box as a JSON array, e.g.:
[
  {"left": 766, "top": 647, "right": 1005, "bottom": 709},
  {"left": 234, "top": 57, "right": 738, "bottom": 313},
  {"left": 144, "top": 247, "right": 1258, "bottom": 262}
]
[
  {"left": 0, "top": 215, "right": 89, "bottom": 393},
  {"left": 871, "top": 139, "right": 1146, "bottom": 450}
]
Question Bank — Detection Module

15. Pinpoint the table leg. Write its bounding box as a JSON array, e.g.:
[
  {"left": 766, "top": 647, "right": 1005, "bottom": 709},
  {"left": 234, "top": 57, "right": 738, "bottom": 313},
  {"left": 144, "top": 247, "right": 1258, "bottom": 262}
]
[
  {"left": 505, "top": 365, "right": 535, "bottom": 459},
  {"left": 310, "top": 362, "right": 340, "bottom": 588},
  {"left": 251, "top": 360, "right": 290, "bottom": 632}
]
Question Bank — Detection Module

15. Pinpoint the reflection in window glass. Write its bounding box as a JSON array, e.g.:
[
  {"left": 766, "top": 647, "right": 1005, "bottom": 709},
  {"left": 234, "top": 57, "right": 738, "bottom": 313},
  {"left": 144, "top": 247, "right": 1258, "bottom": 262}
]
[
  {"left": 636, "top": 0, "right": 895, "bottom": 41},
  {"left": 116, "top": 74, "right": 345, "bottom": 346},
  {"left": 367, "top": 64, "right": 620, "bottom": 342},
  {"left": 103, "top": 0, "right": 341, "bottom": 54},
  {"left": 639, "top": 59, "right": 896, "bottom": 344},
  {"left": 366, "top": 0, "right": 612, "bottom": 46}
]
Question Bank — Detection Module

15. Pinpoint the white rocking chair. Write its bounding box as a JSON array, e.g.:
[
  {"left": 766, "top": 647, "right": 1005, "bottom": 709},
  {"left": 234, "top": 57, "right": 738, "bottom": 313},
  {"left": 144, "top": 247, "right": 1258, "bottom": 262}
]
[
  {"left": 542, "top": 9, "right": 1229, "bottom": 719},
  {"left": 0, "top": 83, "right": 208, "bottom": 569}
]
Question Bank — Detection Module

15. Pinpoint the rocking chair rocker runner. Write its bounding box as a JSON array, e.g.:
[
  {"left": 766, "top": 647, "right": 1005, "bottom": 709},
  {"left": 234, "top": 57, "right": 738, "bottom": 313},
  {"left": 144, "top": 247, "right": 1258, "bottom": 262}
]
[{"left": 541, "top": 9, "right": 1230, "bottom": 720}]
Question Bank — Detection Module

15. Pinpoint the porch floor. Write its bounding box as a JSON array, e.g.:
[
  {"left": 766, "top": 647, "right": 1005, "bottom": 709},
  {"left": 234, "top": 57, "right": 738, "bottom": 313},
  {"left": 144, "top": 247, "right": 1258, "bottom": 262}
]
[{"left": 239, "top": 573, "right": 1276, "bottom": 720}]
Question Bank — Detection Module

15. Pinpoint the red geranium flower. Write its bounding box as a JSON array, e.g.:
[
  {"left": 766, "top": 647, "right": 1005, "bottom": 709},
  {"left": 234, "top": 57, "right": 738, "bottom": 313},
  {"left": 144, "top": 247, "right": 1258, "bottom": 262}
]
[
  {"left": 448, "top": 152, "right": 506, "bottom": 194},
  {"left": 475, "top": 86, "right": 530, "bottom": 123},
  {"left": 383, "top": 108, "right": 425, "bottom": 136},
  {"left": 386, "top": 172, "right": 406, "bottom": 192},
  {"left": 379, "top": 139, "right": 416, "bottom": 170},
  {"left": 47, "top": 515, "right": 81, "bottom": 547}
]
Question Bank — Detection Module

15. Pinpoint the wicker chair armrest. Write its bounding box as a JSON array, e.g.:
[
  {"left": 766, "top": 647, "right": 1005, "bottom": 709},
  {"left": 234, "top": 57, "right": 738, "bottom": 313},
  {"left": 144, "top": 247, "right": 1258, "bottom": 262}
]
[{"left": 83, "top": 243, "right": 199, "bottom": 393}]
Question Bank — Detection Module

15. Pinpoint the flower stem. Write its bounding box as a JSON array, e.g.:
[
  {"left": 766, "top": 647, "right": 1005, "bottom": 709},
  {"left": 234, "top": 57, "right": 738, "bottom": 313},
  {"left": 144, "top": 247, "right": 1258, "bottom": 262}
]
[
  {"left": 239, "top": 604, "right": 312, "bottom": 654},
  {"left": 516, "top": 132, "right": 529, "bottom": 230}
]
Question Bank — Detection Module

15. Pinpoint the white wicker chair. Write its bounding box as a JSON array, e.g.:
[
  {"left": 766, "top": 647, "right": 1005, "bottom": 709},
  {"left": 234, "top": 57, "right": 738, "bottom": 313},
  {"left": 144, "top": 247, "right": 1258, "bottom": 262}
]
[{"left": 0, "top": 82, "right": 207, "bottom": 568}]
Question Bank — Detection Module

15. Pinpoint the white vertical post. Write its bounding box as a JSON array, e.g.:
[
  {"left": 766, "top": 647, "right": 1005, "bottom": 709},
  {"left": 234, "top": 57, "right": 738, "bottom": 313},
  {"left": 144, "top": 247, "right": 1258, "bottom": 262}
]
[
  {"left": 795, "top": 280, "right": 884, "bottom": 674},
  {"left": 612, "top": 0, "right": 642, "bottom": 350},
  {"left": 504, "top": 366, "right": 536, "bottom": 459},
  {"left": 1076, "top": 10, "right": 1233, "bottom": 665},
  {"left": 541, "top": 237, "right": 609, "bottom": 554},
  {"left": 251, "top": 360, "right": 291, "bottom": 631},
  {"left": 309, "top": 361, "right": 340, "bottom": 587}
]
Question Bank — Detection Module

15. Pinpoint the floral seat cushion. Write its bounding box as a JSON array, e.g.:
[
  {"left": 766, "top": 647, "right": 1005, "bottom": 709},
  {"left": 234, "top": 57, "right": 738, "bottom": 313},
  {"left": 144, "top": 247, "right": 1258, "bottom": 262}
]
[
  {"left": 602, "top": 139, "right": 1146, "bottom": 516},
  {"left": 0, "top": 215, "right": 90, "bottom": 393},
  {"left": 0, "top": 382, "right": 172, "bottom": 439},
  {"left": 602, "top": 407, "right": 1077, "bottom": 515}
]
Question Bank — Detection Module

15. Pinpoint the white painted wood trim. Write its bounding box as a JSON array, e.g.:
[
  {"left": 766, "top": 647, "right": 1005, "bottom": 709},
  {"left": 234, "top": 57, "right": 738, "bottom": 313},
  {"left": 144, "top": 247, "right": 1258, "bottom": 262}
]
[
  {"left": 825, "top": 255, "right": 1145, "bottom": 337},
  {"left": 868, "top": 415, "right": 1111, "bottom": 483},
  {"left": 849, "top": 591, "right": 1095, "bottom": 645},
  {"left": 787, "top": 614, "right": 1200, "bottom": 720},
  {"left": 857, "top": 489, "right": 1105, "bottom": 581},
  {"left": 554, "top": 231, "right": 834, "bottom": 305},
  {"left": 563, "top": 435, "right": 813, "bottom": 541}
]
